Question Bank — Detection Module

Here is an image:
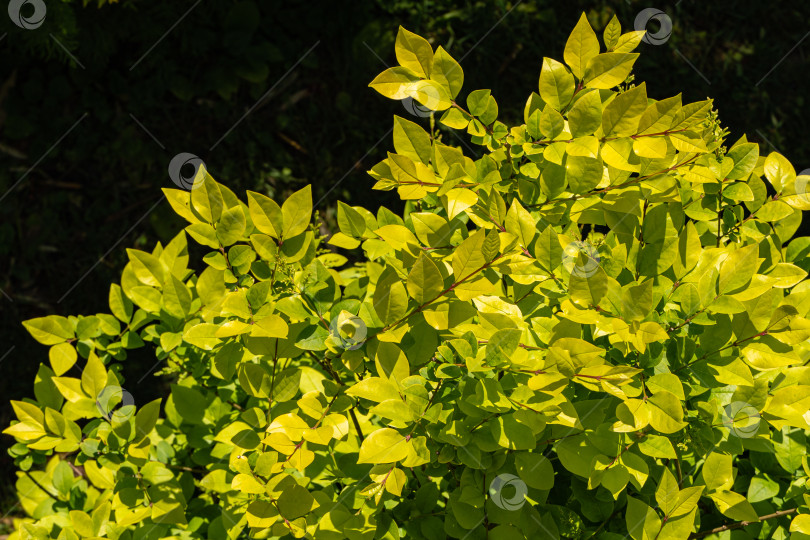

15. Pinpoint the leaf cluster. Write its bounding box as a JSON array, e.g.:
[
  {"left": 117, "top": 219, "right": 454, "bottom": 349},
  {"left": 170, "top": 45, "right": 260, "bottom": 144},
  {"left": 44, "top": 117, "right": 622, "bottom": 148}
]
[{"left": 6, "top": 14, "right": 810, "bottom": 540}]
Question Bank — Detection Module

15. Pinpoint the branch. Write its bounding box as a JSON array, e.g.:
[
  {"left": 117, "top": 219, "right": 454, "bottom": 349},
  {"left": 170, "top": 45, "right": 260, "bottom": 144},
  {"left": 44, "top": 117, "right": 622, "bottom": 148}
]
[
  {"left": 689, "top": 508, "right": 797, "bottom": 539},
  {"left": 370, "top": 253, "right": 505, "bottom": 341}
]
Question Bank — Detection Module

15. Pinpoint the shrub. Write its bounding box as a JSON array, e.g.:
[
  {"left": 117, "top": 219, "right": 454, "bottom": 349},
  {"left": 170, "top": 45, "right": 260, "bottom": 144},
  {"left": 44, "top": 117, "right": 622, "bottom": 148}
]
[{"left": 6, "top": 12, "right": 810, "bottom": 540}]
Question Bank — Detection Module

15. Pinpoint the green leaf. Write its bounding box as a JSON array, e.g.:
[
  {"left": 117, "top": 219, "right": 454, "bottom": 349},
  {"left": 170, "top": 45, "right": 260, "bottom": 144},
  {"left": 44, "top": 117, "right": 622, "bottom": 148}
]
[
  {"left": 604, "top": 15, "right": 621, "bottom": 50},
  {"left": 633, "top": 137, "right": 668, "bottom": 159},
  {"left": 569, "top": 266, "right": 608, "bottom": 307},
  {"left": 566, "top": 154, "right": 603, "bottom": 193},
  {"left": 432, "top": 46, "right": 463, "bottom": 99},
  {"left": 602, "top": 83, "right": 647, "bottom": 136},
  {"left": 702, "top": 452, "right": 733, "bottom": 492},
  {"left": 373, "top": 273, "right": 408, "bottom": 325},
  {"left": 467, "top": 89, "right": 498, "bottom": 124},
  {"left": 186, "top": 222, "right": 219, "bottom": 248},
  {"left": 281, "top": 185, "right": 312, "bottom": 239},
  {"left": 247, "top": 191, "right": 283, "bottom": 239},
  {"left": 505, "top": 199, "right": 536, "bottom": 249},
  {"left": 726, "top": 142, "right": 759, "bottom": 180},
  {"left": 408, "top": 80, "right": 452, "bottom": 112},
  {"left": 718, "top": 243, "right": 758, "bottom": 294},
  {"left": 556, "top": 436, "right": 599, "bottom": 478},
  {"left": 647, "top": 390, "right": 686, "bottom": 434},
  {"left": 70, "top": 510, "right": 96, "bottom": 537},
  {"left": 216, "top": 205, "right": 246, "bottom": 246},
  {"left": 34, "top": 365, "right": 63, "bottom": 411},
  {"left": 171, "top": 385, "right": 206, "bottom": 424},
  {"left": 53, "top": 460, "right": 74, "bottom": 495},
  {"left": 747, "top": 476, "right": 779, "bottom": 503},
  {"left": 127, "top": 248, "right": 167, "bottom": 287},
  {"left": 395, "top": 26, "right": 433, "bottom": 78},
  {"left": 246, "top": 500, "right": 278, "bottom": 528},
  {"left": 790, "top": 515, "right": 810, "bottom": 535},
  {"left": 638, "top": 95, "right": 682, "bottom": 134},
  {"left": 539, "top": 106, "right": 565, "bottom": 139},
  {"left": 407, "top": 253, "right": 444, "bottom": 304},
  {"left": 773, "top": 429, "right": 806, "bottom": 473},
  {"left": 568, "top": 91, "right": 603, "bottom": 137},
  {"left": 626, "top": 496, "right": 661, "bottom": 540},
  {"left": 564, "top": 13, "right": 600, "bottom": 79},
  {"left": 80, "top": 352, "right": 107, "bottom": 399},
  {"left": 277, "top": 483, "right": 318, "bottom": 520},
  {"left": 655, "top": 468, "right": 680, "bottom": 517},
  {"left": 515, "top": 452, "right": 554, "bottom": 490},
  {"left": 109, "top": 283, "right": 133, "bottom": 323},
  {"left": 23, "top": 315, "right": 74, "bottom": 346},
  {"left": 411, "top": 212, "right": 450, "bottom": 247},
  {"left": 250, "top": 314, "right": 289, "bottom": 339},
  {"left": 163, "top": 274, "right": 192, "bottom": 318},
  {"left": 232, "top": 473, "right": 265, "bottom": 494},
  {"left": 453, "top": 229, "right": 488, "bottom": 279},
  {"left": 272, "top": 368, "right": 301, "bottom": 402},
  {"left": 671, "top": 486, "right": 704, "bottom": 518},
  {"left": 358, "top": 428, "right": 409, "bottom": 464},
  {"left": 337, "top": 201, "right": 366, "bottom": 238},
  {"left": 584, "top": 53, "right": 639, "bottom": 89},
  {"left": 49, "top": 343, "right": 77, "bottom": 376},
  {"left": 393, "top": 115, "right": 432, "bottom": 165},
  {"left": 486, "top": 328, "right": 522, "bottom": 366},
  {"left": 369, "top": 67, "right": 421, "bottom": 100},
  {"left": 709, "top": 491, "right": 759, "bottom": 522},
  {"left": 538, "top": 58, "right": 575, "bottom": 111},
  {"left": 239, "top": 363, "right": 273, "bottom": 397},
  {"left": 638, "top": 435, "right": 677, "bottom": 459},
  {"left": 190, "top": 172, "right": 224, "bottom": 224},
  {"left": 183, "top": 323, "right": 221, "bottom": 351},
  {"left": 440, "top": 107, "right": 471, "bottom": 129},
  {"left": 372, "top": 399, "right": 416, "bottom": 424},
  {"left": 490, "top": 414, "right": 535, "bottom": 450},
  {"left": 346, "top": 377, "right": 400, "bottom": 403},
  {"left": 135, "top": 398, "right": 161, "bottom": 440},
  {"left": 163, "top": 187, "right": 198, "bottom": 223},
  {"left": 614, "top": 31, "right": 646, "bottom": 53},
  {"left": 764, "top": 152, "right": 796, "bottom": 192},
  {"left": 535, "top": 226, "right": 563, "bottom": 273}
]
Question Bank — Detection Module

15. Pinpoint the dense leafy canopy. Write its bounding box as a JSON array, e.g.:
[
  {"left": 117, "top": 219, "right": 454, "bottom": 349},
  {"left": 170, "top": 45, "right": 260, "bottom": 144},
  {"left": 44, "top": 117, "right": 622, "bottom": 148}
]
[{"left": 6, "top": 13, "right": 810, "bottom": 540}]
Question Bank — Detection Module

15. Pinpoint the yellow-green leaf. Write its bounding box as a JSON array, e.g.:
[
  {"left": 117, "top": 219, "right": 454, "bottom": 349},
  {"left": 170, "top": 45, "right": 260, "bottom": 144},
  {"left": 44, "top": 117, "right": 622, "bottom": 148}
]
[
  {"left": 281, "top": 185, "right": 312, "bottom": 239},
  {"left": 584, "top": 53, "right": 639, "bottom": 89},
  {"left": 407, "top": 253, "right": 444, "bottom": 304},
  {"left": 539, "top": 57, "right": 575, "bottom": 111},
  {"left": 395, "top": 26, "right": 433, "bottom": 78},
  {"left": 564, "top": 13, "right": 600, "bottom": 79},
  {"left": 358, "top": 428, "right": 409, "bottom": 464}
]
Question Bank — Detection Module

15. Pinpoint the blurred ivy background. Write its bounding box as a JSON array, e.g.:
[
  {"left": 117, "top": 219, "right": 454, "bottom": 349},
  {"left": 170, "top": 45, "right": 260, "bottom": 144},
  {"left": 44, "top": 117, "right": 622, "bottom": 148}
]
[{"left": 1, "top": 0, "right": 810, "bottom": 521}]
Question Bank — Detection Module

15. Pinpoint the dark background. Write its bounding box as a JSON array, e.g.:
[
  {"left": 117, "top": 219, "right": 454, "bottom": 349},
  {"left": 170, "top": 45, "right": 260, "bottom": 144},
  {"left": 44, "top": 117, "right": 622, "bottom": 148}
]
[{"left": 1, "top": 0, "right": 809, "bottom": 518}]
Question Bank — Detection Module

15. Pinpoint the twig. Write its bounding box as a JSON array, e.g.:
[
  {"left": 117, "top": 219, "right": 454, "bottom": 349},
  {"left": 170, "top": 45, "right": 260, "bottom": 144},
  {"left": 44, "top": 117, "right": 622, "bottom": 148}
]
[{"left": 689, "top": 508, "right": 796, "bottom": 539}]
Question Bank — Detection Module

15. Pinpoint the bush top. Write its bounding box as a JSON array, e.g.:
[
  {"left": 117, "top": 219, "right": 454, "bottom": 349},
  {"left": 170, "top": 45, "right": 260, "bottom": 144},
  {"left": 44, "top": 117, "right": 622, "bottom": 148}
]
[{"left": 6, "top": 12, "right": 810, "bottom": 540}]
